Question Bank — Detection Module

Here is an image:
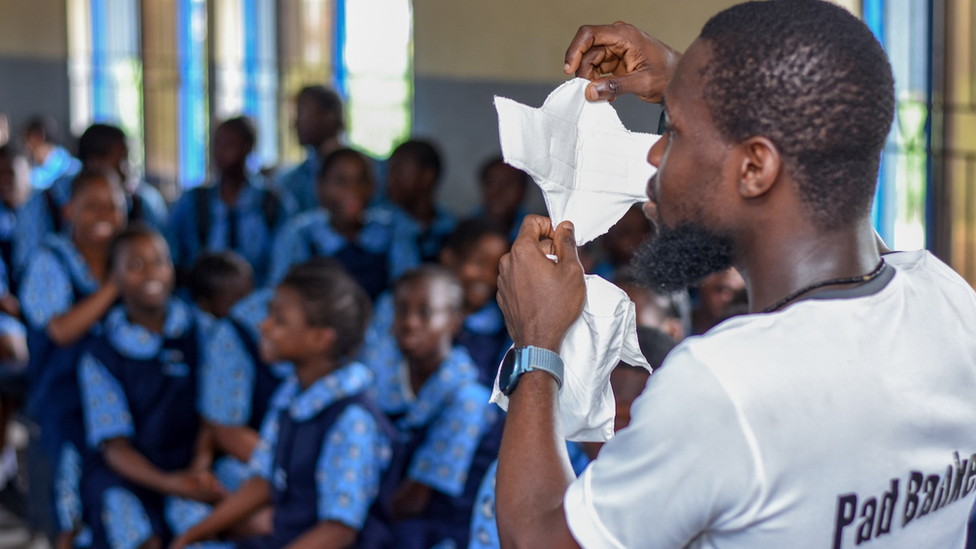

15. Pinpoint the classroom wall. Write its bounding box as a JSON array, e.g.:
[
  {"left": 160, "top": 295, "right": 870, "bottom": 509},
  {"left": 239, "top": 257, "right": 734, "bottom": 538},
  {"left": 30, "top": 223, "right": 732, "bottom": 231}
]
[
  {"left": 0, "top": 0, "right": 72, "bottom": 147},
  {"left": 411, "top": 0, "right": 743, "bottom": 214}
]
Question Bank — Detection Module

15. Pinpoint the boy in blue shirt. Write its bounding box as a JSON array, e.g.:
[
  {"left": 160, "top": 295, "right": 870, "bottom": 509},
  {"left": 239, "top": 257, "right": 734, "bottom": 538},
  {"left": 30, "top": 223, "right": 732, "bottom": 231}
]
[
  {"left": 19, "top": 169, "right": 127, "bottom": 546},
  {"left": 385, "top": 140, "right": 456, "bottom": 263},
  {"left": 268, "top": 148, "right": 417, "bottom": 297},
  {"left": 276, "top": 86, "right": 345, "bottom": 213},
  {"left": 77, "top": 226, "right": 223, "bottom": 549},
  {"left": 380, "top": 266, "right": 500, "bottom": 549},
  {"left": 167, "top": 117, "right": 296, "bottom": 286},
  {"left": 173, "top": 262, "right": 391, "bottom": 549}
]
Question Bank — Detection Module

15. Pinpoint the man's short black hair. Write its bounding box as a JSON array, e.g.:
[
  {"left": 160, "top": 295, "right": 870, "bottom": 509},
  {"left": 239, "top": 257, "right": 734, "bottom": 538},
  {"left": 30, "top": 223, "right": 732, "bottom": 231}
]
[
  {"left": 24, "top": 115, "right": 60, "bottom": 144},
  {"left": 297, "top": 85, "right": 345, "bottom": 130},
  {"left": 391, "top": 139, "right": 443, "bottom": 184},
  {"left": 78, "top": 124, "right": 127, "bottom": 163},
  {"left": 699, "top": 0, "right": 895, "bottom": 228}
]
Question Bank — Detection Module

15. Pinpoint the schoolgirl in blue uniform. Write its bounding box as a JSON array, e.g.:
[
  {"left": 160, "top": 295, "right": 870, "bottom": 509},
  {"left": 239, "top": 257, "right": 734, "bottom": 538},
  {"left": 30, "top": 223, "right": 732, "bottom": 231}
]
[
  {"left": 19, "top": 169, "right": 127, "bottom": 545},
  {"left": 167, "top": 117, "right": 296, "bottom": 286},
  {"left": 267, "top": 148, "right": 417, "bottom": 298},
  {"left": 375, "top": 266, "right": 499, "bottom": 549},
  {"left": 77, "top": 226, "right": 223, "bottom": 549},
  {"left": 15, "top": 125, "right": 168, "bottom": 280},
  {"left": 360, "top": 219, "right": 512, "bottom": 390},
  {"left": 384, "top": 140, "right": 456, "bottom": 264},
  {"left": 173, "top": 262, "right": 392, "bottom": 549}
]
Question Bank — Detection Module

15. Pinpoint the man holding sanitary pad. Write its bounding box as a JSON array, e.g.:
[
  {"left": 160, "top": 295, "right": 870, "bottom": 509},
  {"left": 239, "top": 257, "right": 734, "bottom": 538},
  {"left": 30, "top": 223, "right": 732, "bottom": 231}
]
[{"left": 492, "top": 2, "right": 976, "bottom": 549}]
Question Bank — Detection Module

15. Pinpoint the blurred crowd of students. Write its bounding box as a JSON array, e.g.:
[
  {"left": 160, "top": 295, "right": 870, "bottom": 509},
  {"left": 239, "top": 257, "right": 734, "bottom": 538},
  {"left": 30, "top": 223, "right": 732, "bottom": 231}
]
[{"left": 0, "top": 86, "right": 742, "bottom": 549}]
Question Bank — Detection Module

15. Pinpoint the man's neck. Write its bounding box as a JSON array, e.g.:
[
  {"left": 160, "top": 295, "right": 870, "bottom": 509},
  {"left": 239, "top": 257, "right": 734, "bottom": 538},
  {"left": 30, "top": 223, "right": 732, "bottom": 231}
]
[
  {"left": 737, "top": 216, "right": 882, "bottom": 314},
  {"left": 220, "top": 172, "right": 247, "bottom": 205}
]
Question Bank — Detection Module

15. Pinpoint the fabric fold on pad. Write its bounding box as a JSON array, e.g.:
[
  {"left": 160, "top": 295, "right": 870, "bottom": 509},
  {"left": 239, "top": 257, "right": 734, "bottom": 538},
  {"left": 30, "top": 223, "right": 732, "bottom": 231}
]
[
  {"left": 494, "top": 77, "right": 660, "bottom": 246},
  {"left": 491, "top": 78, "right": 656, "bottom": 442}
]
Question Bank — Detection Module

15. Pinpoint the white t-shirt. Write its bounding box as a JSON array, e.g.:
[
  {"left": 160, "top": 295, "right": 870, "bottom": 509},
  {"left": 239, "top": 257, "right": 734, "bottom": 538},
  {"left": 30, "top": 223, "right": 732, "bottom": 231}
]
[{"left": 564, "top": 250, "right": 976, "bottom": 549}]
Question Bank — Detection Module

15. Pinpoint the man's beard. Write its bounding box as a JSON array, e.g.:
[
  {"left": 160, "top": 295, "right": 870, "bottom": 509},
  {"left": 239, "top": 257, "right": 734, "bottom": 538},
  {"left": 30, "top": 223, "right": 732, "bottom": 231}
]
[{"left": 631, "top": 221, "right": 734, "bottom": 292}]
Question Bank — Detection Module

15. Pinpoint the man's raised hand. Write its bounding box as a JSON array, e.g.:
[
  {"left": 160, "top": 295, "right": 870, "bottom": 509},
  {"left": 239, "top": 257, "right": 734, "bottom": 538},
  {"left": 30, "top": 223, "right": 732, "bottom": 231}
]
[{"left": 564, "top": 22, "right": 681, "bottom": 103}]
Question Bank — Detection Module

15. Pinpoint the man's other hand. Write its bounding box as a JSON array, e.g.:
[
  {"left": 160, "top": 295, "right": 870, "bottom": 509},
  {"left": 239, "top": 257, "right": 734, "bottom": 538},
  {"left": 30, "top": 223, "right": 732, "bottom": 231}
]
[{"left": 497, "top": 216, "right": 585, "bottom": 354}]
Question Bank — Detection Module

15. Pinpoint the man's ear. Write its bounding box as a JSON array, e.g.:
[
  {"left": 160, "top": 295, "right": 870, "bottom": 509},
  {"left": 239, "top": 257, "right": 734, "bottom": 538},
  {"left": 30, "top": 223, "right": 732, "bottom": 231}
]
[{"left": 736, "top": 136, "right": 781, "bottom": 199}]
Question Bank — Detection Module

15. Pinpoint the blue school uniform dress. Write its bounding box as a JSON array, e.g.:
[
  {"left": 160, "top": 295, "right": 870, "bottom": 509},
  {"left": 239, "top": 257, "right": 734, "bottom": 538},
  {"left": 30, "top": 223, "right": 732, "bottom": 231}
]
[
  {"left": 30, "top": 146, "right": 81, "bottom": 190},
  {"left": 267, "top": 208, "right": 418, "bottom": 298},
  {"left": 14, "top": 177, "right": 168, "bottom": 278},
  {"left": 77, "top": 299, "right": 213, "bottom": 549},
  {"left": 275, "top": 148, "right": 321, "bottom": 213},
  {"left": 235, "top": 362, "right": 392, "bottom": 549},
  {"left": 386, "top": 205, "right": 457, "bottom": 264},
  {"left": 166, "top": 178, "right": 297, "bottom": 286},
  {"left": 370, "top": 346, "right": 499, "bottom": 549},
  {"left": 467, "top": 444, "right": 591, "bottom": 549},
  {"left": 19, "top": 234, "right": 105, "bottom": 535},
  {"left": 200, "top": 289, "right": 292, "bottom": 491}
]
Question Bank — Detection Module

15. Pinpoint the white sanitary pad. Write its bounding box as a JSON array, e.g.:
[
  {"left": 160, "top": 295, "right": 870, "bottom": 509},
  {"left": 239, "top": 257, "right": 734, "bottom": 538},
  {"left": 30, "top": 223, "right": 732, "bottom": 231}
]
[{"left": 490, "top": 78, "right": 658, "bottom": 442}]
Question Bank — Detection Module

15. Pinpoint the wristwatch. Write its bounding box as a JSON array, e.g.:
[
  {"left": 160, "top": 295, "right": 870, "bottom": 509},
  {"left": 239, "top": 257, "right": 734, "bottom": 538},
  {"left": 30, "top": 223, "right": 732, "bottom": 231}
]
[{"left": 498, "top": 346, "right": 564, "bottom": 396}]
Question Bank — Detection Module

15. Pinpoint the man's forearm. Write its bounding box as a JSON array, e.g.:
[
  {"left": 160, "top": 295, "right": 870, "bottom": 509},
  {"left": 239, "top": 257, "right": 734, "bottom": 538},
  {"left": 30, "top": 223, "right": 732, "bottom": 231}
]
[{"left": 495, "top": 371, "right": 581, "bottom": 549}]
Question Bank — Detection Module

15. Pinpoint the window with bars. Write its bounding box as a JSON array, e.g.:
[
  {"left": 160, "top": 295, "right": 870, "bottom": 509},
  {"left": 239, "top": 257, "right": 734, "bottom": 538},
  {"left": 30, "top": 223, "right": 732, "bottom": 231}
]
[{"left": 69, "top": 0, "right": 413, "bottom": 196}]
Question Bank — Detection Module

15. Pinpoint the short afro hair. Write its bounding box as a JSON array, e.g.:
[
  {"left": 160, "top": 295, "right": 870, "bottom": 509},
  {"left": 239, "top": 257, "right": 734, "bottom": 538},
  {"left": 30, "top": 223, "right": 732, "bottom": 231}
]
[
  {"left": 699, "top": 0, "right": 894, "bottom": 228},
  {"left": 297, "top": 85, "right": 345, "bottom": 130},
  {"left": 78, "top": 124, "right": 127, "bottom": 163},
  {"left": 216, "top": 116, "right": 257, "bottom": 151},
  {"left": 391, "top": 140, "right": 443, "bottom": 184}
]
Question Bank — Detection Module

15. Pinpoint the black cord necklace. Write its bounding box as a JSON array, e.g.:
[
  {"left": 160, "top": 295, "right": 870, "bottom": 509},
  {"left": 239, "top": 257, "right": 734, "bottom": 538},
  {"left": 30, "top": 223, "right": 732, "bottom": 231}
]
[{"left": 763, "top": 259, "right": 887, "bottom": 313}]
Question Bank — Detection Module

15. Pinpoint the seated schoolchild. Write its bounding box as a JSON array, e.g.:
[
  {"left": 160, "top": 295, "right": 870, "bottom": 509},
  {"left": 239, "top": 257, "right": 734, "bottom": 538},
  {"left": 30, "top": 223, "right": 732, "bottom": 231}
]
[
  {"left": 173, "top": 263, "right": 392, "bottom": 549},
  {"left": 167, "top": 117, "right": 296, "bottom": 286},
  {"left": 199, "top": 259, "right": 340, "bottom": 492},
  {"left": 268, "top": 148, "right": 417, "bottom": 297},
  {"left": 0, "top": 143, "right": 32, "bottom": 293},
  {"left": 16, "top": 124, "right": 168, "bottom": 278},
  {"left": 385, "top": 140, "right": 456, "bottom": 263},
  {"left": 19, "top": 169, "right": 127, "bottom": 545},
  {"left": 439, "top": 218, "right": 512, "bottom": 385},
  {"left": 77, "top": 226, "right": 223, "bottom": 549},
  {"left": 466, "top": 327, "right": 677, "bottom": 549},
  {"left": 377, "top": 266, "right": 499, "bottom": 549},
  {"left": 471, "top": 157, "right": 528, "bottom": 243},
  {"left": 361, "top": 219, "right": 511, "bottom": 392},
  {"left": 188, "top": 251, "right": 254, "bottom": 320}
]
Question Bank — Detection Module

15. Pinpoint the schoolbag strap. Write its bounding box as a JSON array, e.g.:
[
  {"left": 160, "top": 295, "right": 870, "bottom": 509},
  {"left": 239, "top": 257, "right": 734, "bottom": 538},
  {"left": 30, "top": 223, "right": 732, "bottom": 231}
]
[{"left": 194, "top": 186, "right": 211, "bottom": 248}]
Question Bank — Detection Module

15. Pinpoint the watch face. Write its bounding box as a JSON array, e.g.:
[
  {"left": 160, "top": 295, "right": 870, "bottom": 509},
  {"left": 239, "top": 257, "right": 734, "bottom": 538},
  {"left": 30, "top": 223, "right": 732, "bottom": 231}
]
[{"left": 499, "top": 347, "right": 517, "bottom": 395}]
